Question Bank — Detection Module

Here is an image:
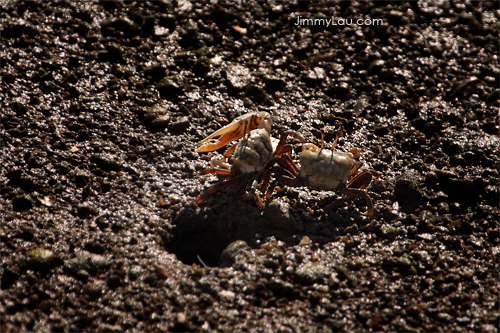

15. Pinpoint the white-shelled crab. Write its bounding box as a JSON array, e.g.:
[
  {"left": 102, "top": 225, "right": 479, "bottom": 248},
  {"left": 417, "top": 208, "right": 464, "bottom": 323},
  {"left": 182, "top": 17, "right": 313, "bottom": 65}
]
[
  {"left": 261, "top": 134, "right": 381, "bottom": 218},
  {"left": 193, "top": 112, "right": 303, "bottom": 207}
]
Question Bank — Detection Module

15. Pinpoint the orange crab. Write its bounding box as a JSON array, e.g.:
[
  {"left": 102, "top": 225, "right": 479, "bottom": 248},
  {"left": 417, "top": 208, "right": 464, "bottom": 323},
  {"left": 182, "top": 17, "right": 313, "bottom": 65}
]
[{"left": 194, "top": 112, "right": 303, "bottom": 208}]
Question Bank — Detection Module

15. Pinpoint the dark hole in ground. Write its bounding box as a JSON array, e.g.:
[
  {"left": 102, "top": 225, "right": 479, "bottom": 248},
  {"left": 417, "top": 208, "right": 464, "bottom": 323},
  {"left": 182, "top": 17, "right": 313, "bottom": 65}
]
[
  {"left": 169, "top": 208, "right": 229, "bottom": 267},
  {"left": 172, "top": 243, "right": 223, "bottom": 267}
]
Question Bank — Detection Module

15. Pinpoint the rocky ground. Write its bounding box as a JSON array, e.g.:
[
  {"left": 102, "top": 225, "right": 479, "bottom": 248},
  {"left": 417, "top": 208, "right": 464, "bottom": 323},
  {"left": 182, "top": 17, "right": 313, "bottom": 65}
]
[{"left": 1, "top": 1, "right": 499, "bottom": 332}]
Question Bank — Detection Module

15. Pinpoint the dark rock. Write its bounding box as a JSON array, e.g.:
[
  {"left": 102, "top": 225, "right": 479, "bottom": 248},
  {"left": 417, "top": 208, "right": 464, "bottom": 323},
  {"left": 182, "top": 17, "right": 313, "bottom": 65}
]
[
  {"left": 219, "top": 240, "right": 249, "bottom": 268},
  {"left": 156, "top": 75, "right": 189, "bottom": 99},
  {"left": 394, "top": 171, "right": 422, "bottom": 213},
  {"left": 77, "top": 204, "right": 99, "bottom": 218},
  {"left": 64, "top": 254, "right": 111, "bottom": 276},
  {"left": 168, "top": 116, "right": 190, "bottom": 132},
  {"left": 90, "top": 153, "right": 123, "bottom": 172}
]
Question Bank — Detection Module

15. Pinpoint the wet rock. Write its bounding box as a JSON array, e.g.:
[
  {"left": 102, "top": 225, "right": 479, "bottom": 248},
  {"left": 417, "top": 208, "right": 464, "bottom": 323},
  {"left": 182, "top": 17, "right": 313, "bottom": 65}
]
[
  {"left": 344, "top": 223, "right": 359, "bottom": 235},
  {"left": 20, "top": 248, "right": 61, "bottom": 271},
  {"left": 64, "top": 254, "right": 111, "bottom": 276},
  {"left": 77, "top": 204, "right": 99, "bottom": 219},
  {"left": 303, "top": 67, "right": 327, "bottom": 87},
  {"left": 368, "top": 59, "right": 385, "bottom": 74},
  {"left": 437, "top": 202, "right": 450, "bottom": 214},
  {"left": 416, "top": 233, "right": 435, "bottom": 242},
  {"left": 394, "top": 171, "right": 422, "bottom": 213},
  {"left": 263, "top": 75, "right": 287, "bottom": 92},
  {"left": 143, "top": 106, "right": 170, "bottom": 129},
  {"left": 90, "top": 153, "right": 123, "bottom": 172},
  {"left": 263, "top": 199, "right": 298, "bottom": 231},
  {"left": 168, "top": 116, "right": 190, "bottom": 132},
  {"left": 156, "top": 75, "right": 189, "bottom": 99},
  {"left": 294, "top": 262, "right": 331, "bottom": 286},
  {"left": 224, "top": 64, "right": 251, "bottom": 91},
  {"left": 219, "top": 240, "right": 249, "bottom": 268},
  {"left": 12, "top": 194, "right": 33, "bottom": 211},
  {"left": 381, "top": 224, "right": 398, "bottom": 241},
  {"left": 269, "top": 277, "right": 294, "bottom": 297}
]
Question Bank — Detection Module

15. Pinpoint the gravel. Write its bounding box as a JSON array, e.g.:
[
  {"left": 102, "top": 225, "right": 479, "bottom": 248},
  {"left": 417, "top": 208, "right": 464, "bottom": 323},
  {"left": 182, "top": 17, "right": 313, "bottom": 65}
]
[{"left": 1, "top": 1, "right": 499, "bottom": 332}]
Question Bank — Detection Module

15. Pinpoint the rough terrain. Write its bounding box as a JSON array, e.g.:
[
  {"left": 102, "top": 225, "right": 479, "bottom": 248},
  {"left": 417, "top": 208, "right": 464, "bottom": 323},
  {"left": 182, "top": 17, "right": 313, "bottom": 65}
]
[{"left": 1, "top": 1, "right": 499, "bottom": 332}]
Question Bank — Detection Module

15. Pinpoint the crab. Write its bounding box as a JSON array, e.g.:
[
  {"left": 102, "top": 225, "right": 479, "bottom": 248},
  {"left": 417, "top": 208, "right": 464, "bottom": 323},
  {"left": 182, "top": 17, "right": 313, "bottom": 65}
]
[
  {"left": 193, "top": 112, "right": 303, "bottom": 208},
  {"left": 260, "top": 134, "right": 381, "bottom": 218}
]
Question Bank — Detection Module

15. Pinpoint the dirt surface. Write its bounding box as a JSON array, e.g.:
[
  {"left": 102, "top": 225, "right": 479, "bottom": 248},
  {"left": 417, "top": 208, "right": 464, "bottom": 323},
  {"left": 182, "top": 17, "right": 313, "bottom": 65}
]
[{"left": 1, "top": 1, "right": 499, "bottom": 332}]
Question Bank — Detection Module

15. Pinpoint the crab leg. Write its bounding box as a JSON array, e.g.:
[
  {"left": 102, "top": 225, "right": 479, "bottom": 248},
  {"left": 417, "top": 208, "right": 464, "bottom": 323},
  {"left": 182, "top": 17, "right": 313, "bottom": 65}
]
[
  {"left": 260, "top": 154, "right": 298, "bottom": 192},
  {"left": 197, "top": 112, "right": 272, "bottom": 152},
  {"left": 198, "top": 168, "right": 233, "bottom": 176},
  {"left": 273, "top": 131, "right": 305, "bottom": 157},
  {"left": 193, "top": 177, "right": 242, "bottom": 207},
  {"left": 341, "top": 188, "right": 374, "bottom": 218},
  {"left": 347, "top": 170, "right": 381, "bottom": 190}
]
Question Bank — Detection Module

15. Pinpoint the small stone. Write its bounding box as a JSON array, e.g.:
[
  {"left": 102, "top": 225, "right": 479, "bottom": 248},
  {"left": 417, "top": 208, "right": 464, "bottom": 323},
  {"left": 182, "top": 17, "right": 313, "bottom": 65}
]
[
  {"left": 368, "top": 59, "right": 385, "bottom": 74},
  {"left": 394, "top": 171, "right": 422, "bottom": 212},
  {"left": 328, "top": 272, "right": 340, "bottom": 289},
  {"left": 263, "top": 199, "right": 298, "bottom": 231},
  {"left": 22, "top": 248, "right": 61, "bottom": 271},
  {"left": 416, "top": 233, "right": 435, "bottom": 242},
  {"left": 298, "top": 235, "right": 311, "bottom": 246},
  {"left": 168, "top": 116, "right": 190, "bottom": 132},
  {"left": 381, "top": 224, "right": 398, "bottom": 241},
  {"left": 294, "top": 262, "right": 331, "bottom": 286},
  {"left": 64, "top": 253, "right": 111, "bottom": 276},
  {"left": 436, "top": 312, "right": 452, "bottom": 323},
  {"left": 269, "top": 277, "right": 294, "bottom": 297},
  {"left": 77, "top": 204, "right": 99, "bottom": 219},
  {"left": 437, "top": 202, "right": 450, "bottom": 214},
  {"left": 344, "top": 224, "right": 359, "bottom": 235},
  {"left": 90, "top": 153, "right": 123, "bottom": 172},
  {"left": 156, "top": 75, "right": 189, "bottom": 98},
  {"left": 224, "top": 64, "right": 251, "bottom": 91},
  {"left": 219, "top": 240, "right": 249, "bottom": 268},
  {"left": 219, "top": 290, "right": 236, "bottom": 301}
]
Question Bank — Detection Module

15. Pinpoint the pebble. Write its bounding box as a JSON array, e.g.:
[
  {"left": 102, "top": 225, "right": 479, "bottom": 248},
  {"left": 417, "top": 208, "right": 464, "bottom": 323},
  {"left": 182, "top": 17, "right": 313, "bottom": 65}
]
[
  {"left": 219, "top": 240, "right": 249, "bottom": 268},
  {"left": 415, "top": 233, "right": 435, "bottom": 242},
  {"left": 64, "top": 253, "right": 111, "bottom": 275},
  {"left": 90, "top": 153, "right": 123, "bottom": 172},
  {"left": 156, "top": 75, "right": 189, "bottom": 98},
  {"left": 269, "top": 277, "right": 294, "bottom": 297},
  {"left": 263, "top": 199, "right": 298, "bottom": 231},
  {"left": 381, "top": 224, "right": 398, "bottom": 241},
  {"left": 21, "top": 248, "right": 61, "bottom": 271},
  {"left": 344, "top": 224, "right": 359, "bottom": 235},
  {"left": 294, "top": 262, "right": 331, "bottom": 286}
]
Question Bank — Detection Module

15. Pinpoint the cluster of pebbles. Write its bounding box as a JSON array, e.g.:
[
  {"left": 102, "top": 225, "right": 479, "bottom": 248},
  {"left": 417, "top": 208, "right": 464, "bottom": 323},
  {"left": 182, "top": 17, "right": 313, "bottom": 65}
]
[{"left": 1, "top": 1, "right": 498, "bottom": 332}]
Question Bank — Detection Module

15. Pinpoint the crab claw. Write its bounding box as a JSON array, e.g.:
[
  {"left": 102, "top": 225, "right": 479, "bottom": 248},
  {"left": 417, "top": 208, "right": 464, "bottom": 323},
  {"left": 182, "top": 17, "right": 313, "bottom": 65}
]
[{"left": 197, "top": 112, "right": 272, "bottom": 152}]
